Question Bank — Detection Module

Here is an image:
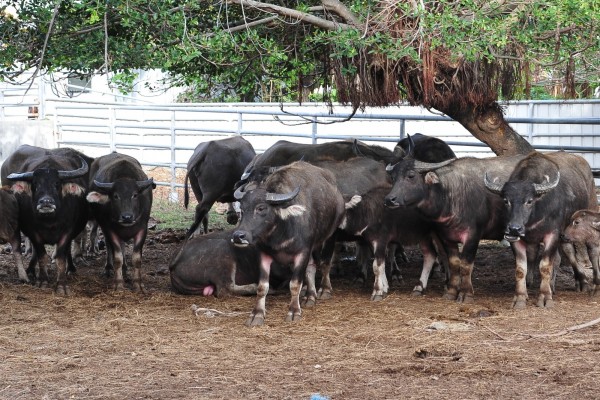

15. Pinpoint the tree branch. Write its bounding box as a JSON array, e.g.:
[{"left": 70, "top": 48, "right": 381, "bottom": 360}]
[{"left": 226, "top": 0, "right": 354, "bottom": 30}]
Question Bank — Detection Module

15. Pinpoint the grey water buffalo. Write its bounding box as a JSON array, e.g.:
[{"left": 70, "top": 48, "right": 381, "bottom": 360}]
[
  {"left": 484, "top": 151, "right": 596, "bottom": 308},
  {"left": 0, "top": 188, "right": 26, "bottom": 282},
  {"left": 384, "top": 154, "right": 527, "bottom": 303},
  {"left": 86, "top": 152, "right": 155, "bottom": 292},
  {"left": 562, "top": 209, "right": 600, "bottom": 295},
  {"left": 184, "top": 136, "right": 256, "bottom": 237},
  {"left": 232, "top": 161, "right": 345, "bottom": 326},
  {"left": 169, "top": 229, "right": 289, "bottom": 296},
  {"left": 4, "top": 147, "right": 90, "bottom": 294}
]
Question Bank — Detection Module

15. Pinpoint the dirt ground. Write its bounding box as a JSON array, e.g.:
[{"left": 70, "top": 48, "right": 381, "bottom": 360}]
[{"left": 2, "top": 226, "right": 600, "bottom": 400}]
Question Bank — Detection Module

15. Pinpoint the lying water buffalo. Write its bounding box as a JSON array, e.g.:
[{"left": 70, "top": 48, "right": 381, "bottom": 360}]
[{"left": 169, "top": 230, "right": 289, "bottom": 297}]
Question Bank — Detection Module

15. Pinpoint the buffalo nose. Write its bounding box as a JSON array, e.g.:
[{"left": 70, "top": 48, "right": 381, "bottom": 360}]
[
  {"left": 120, "top": 212, "right": 134, "bottom": 223},
  {"left": 232, "top": 230, "right": 250, "bottom": 246},
  {"left": 39, "top": 196, "right": 54, "bottom": 206},
  {"left": 506, "top": 223, "right": 524, "bottom": 236},
  {"left": 384, "top": 196, "right": 399, "bottom": 209}
]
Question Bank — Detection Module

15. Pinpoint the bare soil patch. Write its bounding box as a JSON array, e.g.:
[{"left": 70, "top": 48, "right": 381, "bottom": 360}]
[{"left": 2, "top": 230, "right": 600, "bottom": 400}]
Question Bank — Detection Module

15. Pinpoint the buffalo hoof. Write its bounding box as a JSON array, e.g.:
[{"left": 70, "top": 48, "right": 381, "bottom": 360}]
[
  {"left": 132, "top": 283, "right": 148, "bottom": 294},
  {"left": 371, "top": 293, "right": 386, "bottom": 302},
  {"left": 55, "top": 285, "right": 72, "bottom": 296},
  {"left": 317, "top": 290, "right": 332, "bottom": 300},
  {"left": 37, "top": 280, "right": 49, "bottom": 289},
  {"left": 590, "top": 285, "right": 600, "bottom": 297},
  {"left": 18, "top": 273, "right": 30, "bottom": 284},
  {"left": 245, "top": 313, "right": 265, "bottom": 327},
  {"left": 536, "top": 296, "right": 554, "bottom": 308},
  {"left": 411, "top": 289, "right": 424, "bottom": 297},
  {"left": 285, "top": 311, "right": 302, "bottom": 322},
  {"left": 442, "top": 292, "right": 458, "bottom": 301},
  {"left": 457, "top": 293, "right": 475, "bottom": 304},
  {"left": 302, "top": 298, "right": 316, "bottom": 308},
  {"left": 512, "top": 297, "right": 527, "bottom": 309},
  {"left": 112, "top": 281, "right": 126, "bottom": 291}
]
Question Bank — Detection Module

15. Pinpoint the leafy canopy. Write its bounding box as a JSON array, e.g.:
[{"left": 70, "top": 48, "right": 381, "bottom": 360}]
[{"left": 1, "top": 0, "right": 598, "bottom": 104}]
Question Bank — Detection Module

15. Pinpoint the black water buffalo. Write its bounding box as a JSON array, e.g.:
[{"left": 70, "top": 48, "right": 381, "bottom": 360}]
[
  {"left": 394, "top": 133, "right": 457, "bottom": 162},
  {"left": 239, "top": 139, "right": 397, "bottom": 183},
  {"left": 232, "top": 161, "right": 346, "bottom": 326},
  {"left": 384, "top": 154, "right": 527, "bottom": 303},
  {"left": 86, "top": 152, "right": 155, "bottom": 292},
  {"left": 562, "top": 209, "right": 600, "bottom": 295},
  {"left": 312, "top": 156, "right": 445, "bottom": 300},
  {"left": 484, "top": 151, "right": 596, "bottom": 308},
  {"left": 169, "top": 230, "right": 289, "bottom": 296},
  {"left": 4, "top": 147, "right": 90, "bottom": 294},
  {"left": 0, "top": 188, "right": 27, "bottom": 282},
  {"left": 184, "top": 136, "right": 256, "bottom": 237}
]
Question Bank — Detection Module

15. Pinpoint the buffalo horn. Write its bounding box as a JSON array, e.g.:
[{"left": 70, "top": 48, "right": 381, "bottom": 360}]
[
  {"left": 483, "top": 173, "right": 504, "bottom": 194},
  {"left": 406, "top": 133, "right": 415, "bottom": 156},
  {"left": 533, "top": 172, "right": 560, "bottom": 194},
  {"left": 6, "top": 170, "right": 34, "bottom": 181},
  {"left": 413, "top": 158, "right": 456, "bottom": 172},
  {"left": 93, "top": 180, "right": 114, "bottom": 190},
  {"left": 385, "top": 163, "right": 396, "bottom": 172},
  {"left": 137, "top": 178, "right": 155, "bottom": 190},
  {"left": 240, "top": 166, "right": 253, "bottom": 181},
  {"left": 234, "top": 183, "right": 248, "bottom": 200},
  {"left": 58, "top": 157, "right": 89, "bottom": 179},
  {"left": 265, "top": 186, "right": 300, "bottom": 204}
]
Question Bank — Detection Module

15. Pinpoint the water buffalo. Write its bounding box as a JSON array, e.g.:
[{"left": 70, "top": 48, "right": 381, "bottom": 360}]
[
  {"left": 169, "top": 229, "right": 289, "bottom": 296},
  {"left": 0, "top": 188, "right": 27, "bottom": 282},
  {"left": 86, "top": 152, "right": 155, "bottom": 292},
  {"left": 384, "top": 154, "right": 527, "bottom": 303},
  {"left": 4, "top": 148, "right": 90, "bottom": 294},
  {"left": 232, "top": 161, "right": 346, "bottom": 326},
  {"left": 184, "top": 136, "right": 256, "bottom": 237},
  {"left": 394, "top": 133, "right": 457, "bottom": 162},
  {"left": 562, "top": 209, "right": 600, "bottom": 295},
  {"left": 484, "top": 151, "right": 597, "bottom": 308}
]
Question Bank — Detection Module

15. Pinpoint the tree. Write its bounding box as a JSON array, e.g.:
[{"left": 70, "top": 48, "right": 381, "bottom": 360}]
[{"left": 1, "top": 1, "right": 598, "bottom": 155}]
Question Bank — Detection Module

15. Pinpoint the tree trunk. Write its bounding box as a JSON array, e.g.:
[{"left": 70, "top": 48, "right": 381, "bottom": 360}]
[{"left": 444, "top": 103, "right": 534, "bottom": 156}]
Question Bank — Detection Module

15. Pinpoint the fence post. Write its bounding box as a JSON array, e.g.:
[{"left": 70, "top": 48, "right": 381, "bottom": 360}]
[
  {"left": 108, "top": 106, "right": 116, "bottom": 152},
  {"left": 237, "top": 112, "right": 243, "bottom": 136},
  {"left": 399, "top": 119, "right": 406, "bottom": 140},
  {"left": 311, "top": 117, "right": 318, "bottom": 144},
  {"left": 169, "top": 110, "right": 179, "bottom": 203}
]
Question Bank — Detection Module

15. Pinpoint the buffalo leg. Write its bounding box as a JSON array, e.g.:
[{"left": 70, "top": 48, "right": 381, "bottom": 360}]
[
  {"left": 130, "top": 229, "right": 148, "bottom": 293},
  {"left": 561, "top": 242, "right": 590, "bottom": 292},
  {"left": 246, "top": 253, "right": 272, "bottom": 327},
  {"left": 371, "top": 241, "right": 389, "bottom": 301},
  {"left": 588, "top": 244, "right": 600, "bottom": 296},
  {"left": 443, "top": 244, "right": 462, "bottom": 301},
  {"left": 412, "top": 238, "right": 438, "bottom": 296},
  {"left": 302, "top": 258, "right": 318, "bottom": 308},
  {"left": 31, "top": 244, "right": 51, "bottom": 289},
  {"left": 285, "top": 252, "right": 309, "bottom": 322},
  {"left": 54, "top": 236, "right": 73, "bottom": 296},
  {"left": 108, "top": 233, "right": 126, "bottom": 291},
  {"left": 10, "top": 233, "right": 28, "bottom": 283},
  {"left": 536, "top": 234, "right": 558, "bottom": 308},
  {"left": 317, "top": 235, "right": 337, "bottom": 301},
  {"left": 511, "top": 240, "right": 529, "bottom": 309}
]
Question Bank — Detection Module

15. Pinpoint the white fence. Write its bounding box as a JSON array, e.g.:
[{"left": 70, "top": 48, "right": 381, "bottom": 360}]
[{"left": 2, "top": 97, "right": 600, "bottom": 200}]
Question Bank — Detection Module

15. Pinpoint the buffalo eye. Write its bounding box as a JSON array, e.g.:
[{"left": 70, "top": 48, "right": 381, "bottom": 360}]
[
  {"left": 132, "top": 192, "right": 138, "bottom": 199},
  {"left": 525, "top": 198, "right": 533, "bottom": 206},
  {"left": 256, "top": 204, "right": 267, "bottom": 214},
  {"left": 407, "top": 171, "right": 416, "bottom": 179},
  {"left": 503, "top": 198, "right": 509, "bottom": 205}
]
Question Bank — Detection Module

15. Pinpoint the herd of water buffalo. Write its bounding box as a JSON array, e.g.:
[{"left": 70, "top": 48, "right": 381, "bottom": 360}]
[{"left": 1, "top": 134, "right": 600, "bottom": 327}]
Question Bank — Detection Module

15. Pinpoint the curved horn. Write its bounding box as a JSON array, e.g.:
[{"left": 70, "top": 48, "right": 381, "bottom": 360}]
[
  {"left": 6, "top": 171, "right": 34, "bottom": 181},
  {"left": 413, "top": 158, "right": 456, "bottom": 172},
  {"left": 533, "top": 172, "right": 560, "bottom": 194},
  {"left": 265, "top": 186, "right": 300, "bottom": 205},
  {"left": 385, "top": 163, "right": 397, "bottom": 172},
  {"left": 93, "top": 179, "right": 114, "bottom": 190},
  {"left": 240, "top": 165, "right": 253, "bottom": 181},
  {"left": 483, "top": 172, "right": 504, "bottom": 194},
  {"left": 406, "top": 134, "right": 415, "bottom": 156},
  {"left": 234, "top": 183, "right": 248, "bottom": 200},
  {"left": 137, "top": 178, "right": 155, "bottom": 190},
  {"left": 58, "top": 157, "right": 89, "bottom": 179}
]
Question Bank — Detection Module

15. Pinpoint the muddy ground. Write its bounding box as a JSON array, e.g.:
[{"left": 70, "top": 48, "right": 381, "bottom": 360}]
[{"left": 1, "top": 222, "right": 600, "bottom": 400}]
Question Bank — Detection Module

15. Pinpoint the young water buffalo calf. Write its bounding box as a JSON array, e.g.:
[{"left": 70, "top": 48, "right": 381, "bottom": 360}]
[{"left": 562, "top": 209, "right": 600, "bottom": 295}]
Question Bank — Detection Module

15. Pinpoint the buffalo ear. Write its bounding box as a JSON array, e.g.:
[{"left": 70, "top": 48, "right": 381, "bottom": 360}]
[
  {"left": 11, "top": 181, "right": 31, "bottom": 195},
  {"left": 424, "top": 171, "right": 439, "bottom": 185},
  {"left": 86, "top": 191, "right": 110, "bottom": 204},
  {"left": 592, "top": 221, "right": 600, "bottom": 231}
]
